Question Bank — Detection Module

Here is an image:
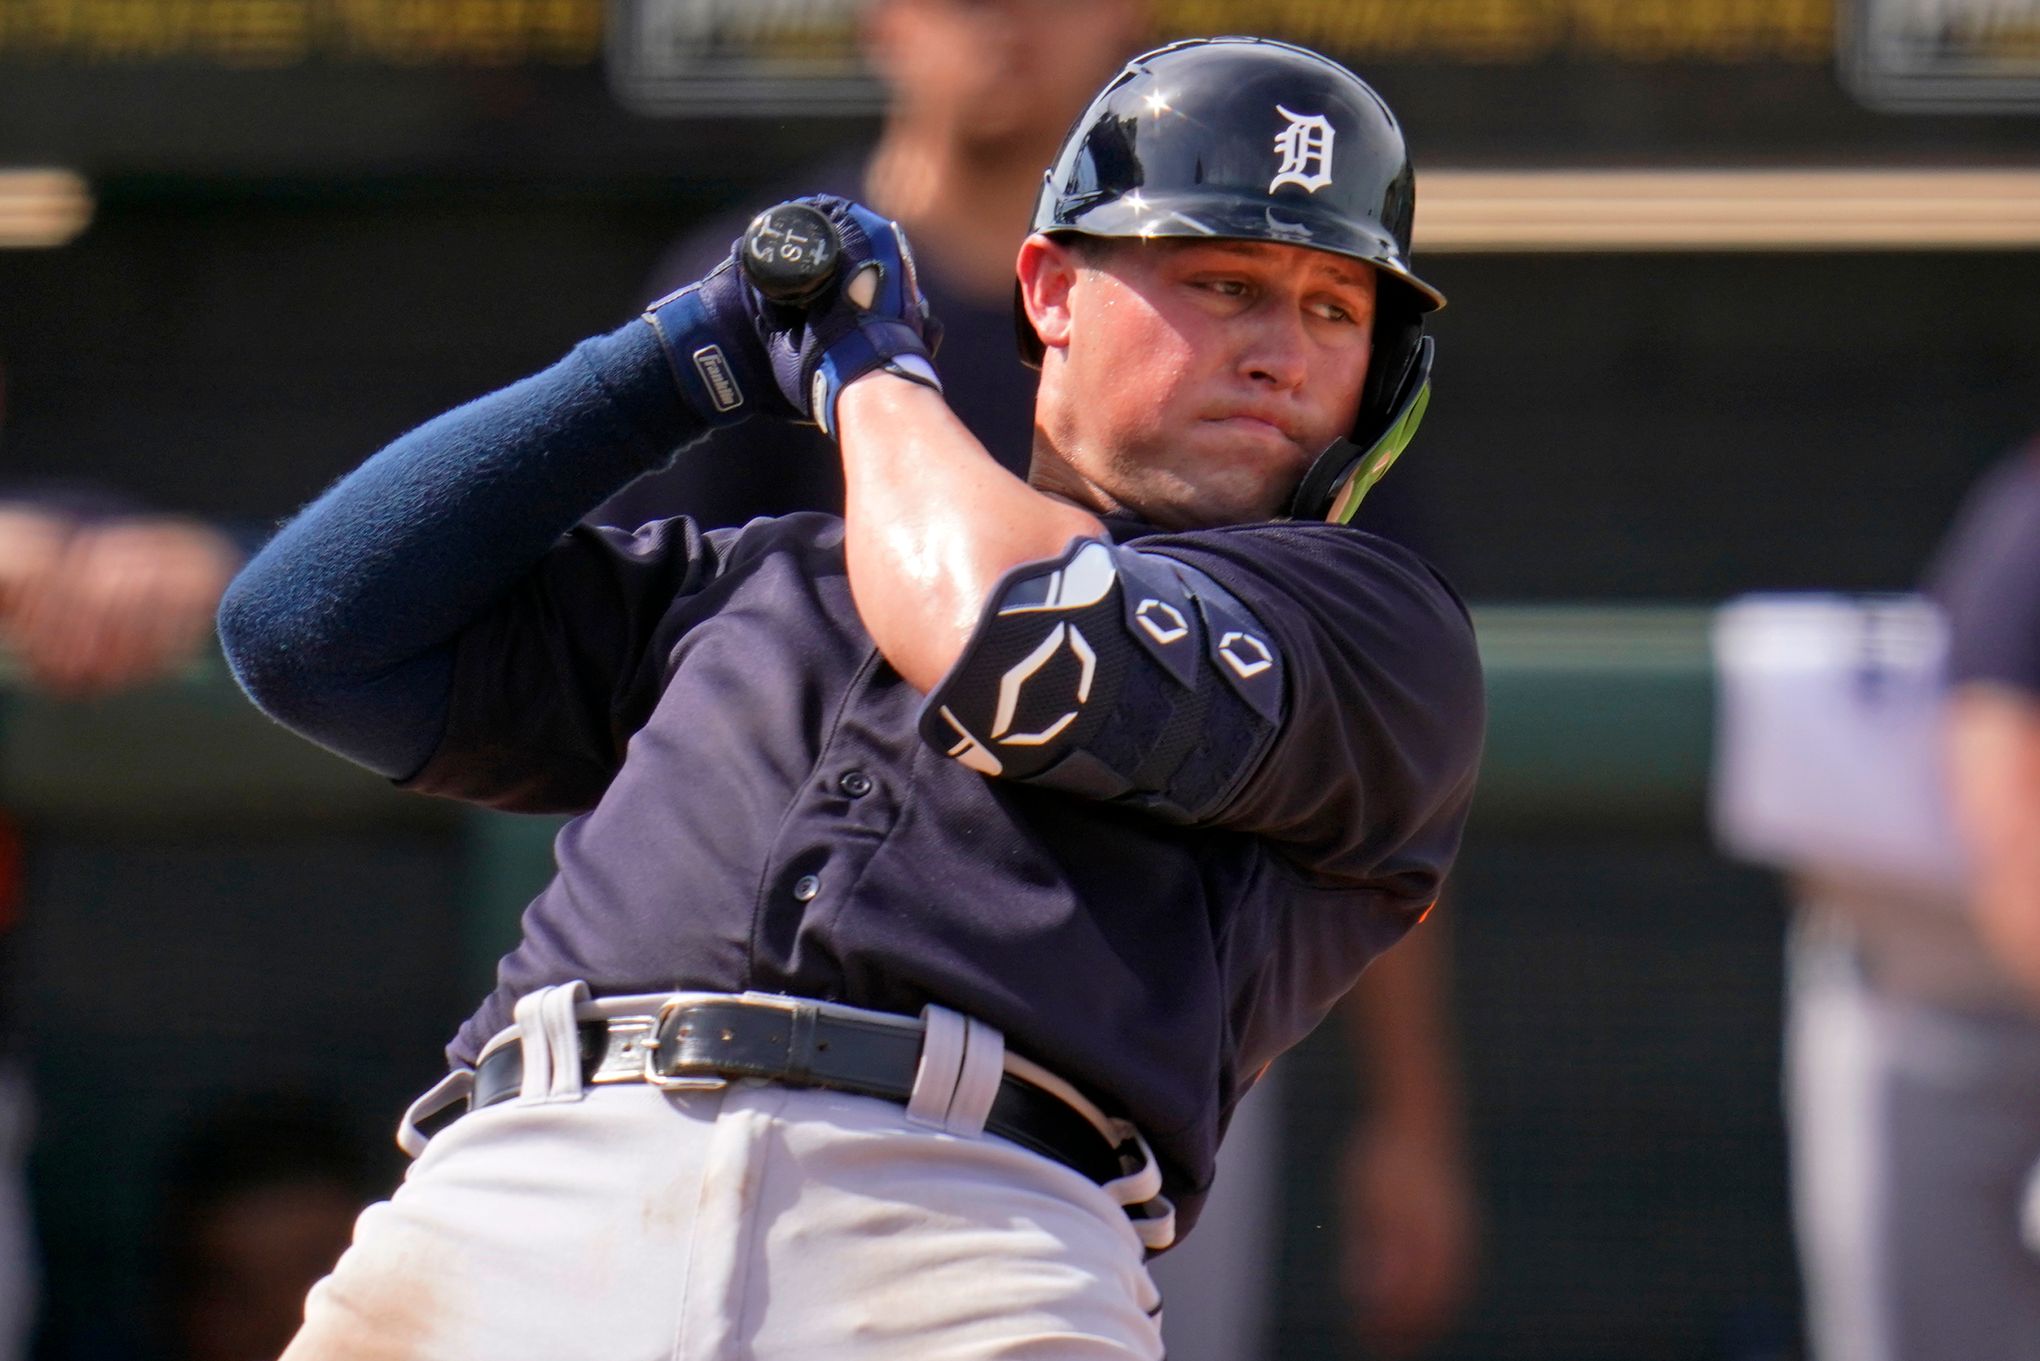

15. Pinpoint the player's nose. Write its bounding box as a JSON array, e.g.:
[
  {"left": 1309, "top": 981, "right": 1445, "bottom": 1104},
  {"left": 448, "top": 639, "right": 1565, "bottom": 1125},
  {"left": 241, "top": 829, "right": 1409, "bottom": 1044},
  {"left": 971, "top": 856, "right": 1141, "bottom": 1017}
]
[{"left": 1234, "top": 299, "right": 1310, "bottom": 391}]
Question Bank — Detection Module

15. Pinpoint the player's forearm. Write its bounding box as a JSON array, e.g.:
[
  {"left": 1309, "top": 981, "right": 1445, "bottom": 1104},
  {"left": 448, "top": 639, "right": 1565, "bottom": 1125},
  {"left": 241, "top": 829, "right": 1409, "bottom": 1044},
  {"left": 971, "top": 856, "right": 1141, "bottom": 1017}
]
[
  {"left": 219, "top": 320, "right": 697, "bottom": 775},
  {"left": 1342, "top": 914, "right": 1466, "bottom": 1142},
  {"left": 1948, "top": 687, "right": 2040, "bottom": 999},
  {"left": 837, "top": 373, "right": 1104, "bottom": 692},
  {"left": 1975, "top": 857, "right": 2040, "bottom": 1001}
]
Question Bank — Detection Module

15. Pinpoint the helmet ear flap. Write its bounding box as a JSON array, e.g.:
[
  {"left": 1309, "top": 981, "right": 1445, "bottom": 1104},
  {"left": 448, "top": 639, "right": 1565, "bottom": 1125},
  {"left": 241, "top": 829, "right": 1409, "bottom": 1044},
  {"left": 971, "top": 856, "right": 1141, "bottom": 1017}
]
[
  {"left": 1287, "top": 328, "right": 1434, "bottom": 524},
  {"left": 1358, "top": 294, "right": 1425, "bottom": 436}
]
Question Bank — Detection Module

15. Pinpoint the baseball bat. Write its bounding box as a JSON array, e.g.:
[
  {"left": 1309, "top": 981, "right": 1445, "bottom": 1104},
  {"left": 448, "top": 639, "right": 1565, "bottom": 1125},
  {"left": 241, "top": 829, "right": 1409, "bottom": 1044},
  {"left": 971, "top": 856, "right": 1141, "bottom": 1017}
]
[
  {"left": 741, "top": 202, "right": 843, "bottom": 306},
  {"left": 740, "top": 202, "right": 882, "bottom": 310}
]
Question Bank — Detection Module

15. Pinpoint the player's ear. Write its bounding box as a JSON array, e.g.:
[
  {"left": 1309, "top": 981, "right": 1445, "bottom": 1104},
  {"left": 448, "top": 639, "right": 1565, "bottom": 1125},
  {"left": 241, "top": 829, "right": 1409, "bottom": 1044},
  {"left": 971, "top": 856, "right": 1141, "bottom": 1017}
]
[{"left": 1017, "top": 234, "right": 1080, "bottom": 356}]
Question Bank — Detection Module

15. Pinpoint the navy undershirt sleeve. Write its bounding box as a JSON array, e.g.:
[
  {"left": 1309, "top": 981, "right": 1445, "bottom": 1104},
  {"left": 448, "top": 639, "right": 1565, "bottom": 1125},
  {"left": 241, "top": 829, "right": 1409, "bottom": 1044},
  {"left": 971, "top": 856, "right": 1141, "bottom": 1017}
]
[{"left": 217, "top": 320, "right": 704, "bottom": 779}]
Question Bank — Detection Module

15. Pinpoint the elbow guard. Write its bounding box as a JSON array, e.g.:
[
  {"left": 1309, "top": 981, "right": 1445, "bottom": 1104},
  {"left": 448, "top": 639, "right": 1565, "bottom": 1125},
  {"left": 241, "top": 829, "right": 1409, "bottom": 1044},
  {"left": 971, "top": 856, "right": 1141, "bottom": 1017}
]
[{"left": 917, "top": 538, "right": 1286, "bottom": 820}]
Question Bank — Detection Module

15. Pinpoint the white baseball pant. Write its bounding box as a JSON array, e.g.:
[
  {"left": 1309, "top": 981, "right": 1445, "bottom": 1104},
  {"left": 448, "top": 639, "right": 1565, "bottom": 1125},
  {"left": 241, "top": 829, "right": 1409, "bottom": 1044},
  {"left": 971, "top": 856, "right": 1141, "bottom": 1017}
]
[{"left": 281, "top": 987, "right": 1166, "bottom": 1360}]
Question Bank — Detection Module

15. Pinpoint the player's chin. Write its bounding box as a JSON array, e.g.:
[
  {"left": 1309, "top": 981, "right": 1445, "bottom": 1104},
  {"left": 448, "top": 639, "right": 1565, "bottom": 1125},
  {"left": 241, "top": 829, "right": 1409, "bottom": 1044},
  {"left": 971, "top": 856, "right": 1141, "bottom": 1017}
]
[{"left": 1146, "top": 465, "right": 1297, "bottom": 528}]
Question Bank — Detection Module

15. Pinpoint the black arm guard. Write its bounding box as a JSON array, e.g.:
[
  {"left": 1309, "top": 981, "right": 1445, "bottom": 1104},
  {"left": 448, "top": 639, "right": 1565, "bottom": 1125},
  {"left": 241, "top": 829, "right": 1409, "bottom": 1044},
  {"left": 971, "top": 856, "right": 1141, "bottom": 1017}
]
[{"left": 917, "top": 538, "right": 1286, "bottom": 822}]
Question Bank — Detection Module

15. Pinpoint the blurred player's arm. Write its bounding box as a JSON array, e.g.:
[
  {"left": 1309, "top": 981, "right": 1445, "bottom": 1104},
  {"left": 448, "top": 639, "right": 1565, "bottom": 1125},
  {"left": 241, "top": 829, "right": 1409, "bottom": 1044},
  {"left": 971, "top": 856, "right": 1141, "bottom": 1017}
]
[
  {"left": 1946, "top": 685, "right": 2040, "bottom": 998},
  {"left": 0, "top": 504, "right": 241, "bottom": 698},
  {"left": 1933, "top": 456, "right": 2040, "bottom": 1001},
  {"left": 0, "top": 505, "right": 69, "bottom": 617},
  {"left": 1338, "top": 910, "right": 1478, "bottom": 1358}
]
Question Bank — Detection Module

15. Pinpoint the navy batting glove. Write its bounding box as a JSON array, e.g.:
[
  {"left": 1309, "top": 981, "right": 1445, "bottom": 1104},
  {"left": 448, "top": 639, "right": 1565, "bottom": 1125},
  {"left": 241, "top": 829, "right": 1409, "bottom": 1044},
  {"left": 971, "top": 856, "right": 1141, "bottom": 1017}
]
[
  {"left": 640, "top": 257, "right": 796, "bottom": 428},
  {"left": 758, "top": 196, "right": 945, "bottom": 439}
]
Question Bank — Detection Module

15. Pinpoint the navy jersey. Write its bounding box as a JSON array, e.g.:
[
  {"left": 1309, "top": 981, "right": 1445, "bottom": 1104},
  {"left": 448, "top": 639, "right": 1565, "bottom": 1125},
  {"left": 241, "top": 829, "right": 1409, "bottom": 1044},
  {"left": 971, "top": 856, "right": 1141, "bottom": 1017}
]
[
  {"left": 218, "top": 314, "right": 1483, "bottom": 1236},
  {"left": 1931, "top": 446, "right": 2040, "bottom": 695},
  {"left": 405, "top": 509, "right": 1482, "bottom": 1231}
]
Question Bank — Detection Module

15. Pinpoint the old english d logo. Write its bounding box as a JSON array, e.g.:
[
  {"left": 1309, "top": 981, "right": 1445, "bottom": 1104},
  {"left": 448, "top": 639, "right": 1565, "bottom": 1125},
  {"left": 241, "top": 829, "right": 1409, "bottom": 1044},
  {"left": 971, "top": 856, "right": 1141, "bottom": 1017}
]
[{"left": 1269, "top": 105, "right": 1335, "bottom": 194}]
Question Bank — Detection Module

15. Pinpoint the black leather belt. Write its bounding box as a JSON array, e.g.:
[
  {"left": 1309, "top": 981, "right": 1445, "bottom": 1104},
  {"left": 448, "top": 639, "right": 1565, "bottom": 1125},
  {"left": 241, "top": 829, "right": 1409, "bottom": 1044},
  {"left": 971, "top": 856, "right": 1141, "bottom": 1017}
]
[{"left": 470, "top": 997, "right": 1133, "bottom": 1189}]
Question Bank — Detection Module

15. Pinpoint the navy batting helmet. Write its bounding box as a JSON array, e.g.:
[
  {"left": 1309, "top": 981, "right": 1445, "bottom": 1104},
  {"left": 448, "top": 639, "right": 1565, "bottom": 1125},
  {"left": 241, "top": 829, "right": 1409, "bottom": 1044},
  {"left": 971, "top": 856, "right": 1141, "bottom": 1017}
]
[{"left": 1018, "top": 36, "right": 1444, "bottom": 524}]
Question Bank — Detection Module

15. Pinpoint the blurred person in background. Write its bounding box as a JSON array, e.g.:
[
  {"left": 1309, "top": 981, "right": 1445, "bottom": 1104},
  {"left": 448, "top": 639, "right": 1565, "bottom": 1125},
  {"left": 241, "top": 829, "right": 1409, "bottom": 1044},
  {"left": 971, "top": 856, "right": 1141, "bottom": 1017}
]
[
  {"left": 598, "top": 0, "right": 1153, "bottom": 526},
  {"left": 1941, "top": 440, "right": 2040, "bottom": 1009},
  {"left": 153, "top": 1094, "right": 377, "bottom": 1361},
  {"left": 0, "top": 360, "right": 245, "bottom": 1359},
  {"left": 596, "top": 4, "right": 1477, "bottom": 1355},
  {"left": 1722, "top": 440, "right": 2040, "bottom": 1361},
  {"left": 1935, "top": 440, "right": 2040, "bottom": 1276}
]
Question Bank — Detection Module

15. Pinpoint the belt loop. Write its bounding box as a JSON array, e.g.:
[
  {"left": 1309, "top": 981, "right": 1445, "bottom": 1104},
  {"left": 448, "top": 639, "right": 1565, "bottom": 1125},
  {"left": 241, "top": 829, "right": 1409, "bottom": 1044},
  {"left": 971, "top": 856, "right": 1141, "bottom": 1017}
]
[
  {"left": 395, "top": 1067, "right": 474, "bottom": 1158},
  {"left": 512, "top": 980, "right": 591, "bottom": 1104},
  {"left": 907, "top": 1006, "right": 1006, "bottom": 1138},
  {"left": 1103, "top": 1124, "right": 1177, "bottom": 1253},
  {"left": 944, "top": 1015, "right": 1004, "bottom": 1137},
  {"left": 906, "top": 1005, "right": 967, "bottom": 1129}
]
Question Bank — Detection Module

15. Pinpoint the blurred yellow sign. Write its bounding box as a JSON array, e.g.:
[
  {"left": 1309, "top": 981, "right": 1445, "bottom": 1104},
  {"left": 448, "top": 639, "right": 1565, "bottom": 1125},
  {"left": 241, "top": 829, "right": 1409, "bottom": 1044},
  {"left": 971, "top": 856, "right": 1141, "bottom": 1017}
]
[
  {"left": 0, "top": 0, "right": 1836, "bottom": 68},
  {"left": 0, "top": 0, "right": 603, "bottom": 66},
  {"left": 1154, "top": 0, "right": 1832, "bottom": 62}
]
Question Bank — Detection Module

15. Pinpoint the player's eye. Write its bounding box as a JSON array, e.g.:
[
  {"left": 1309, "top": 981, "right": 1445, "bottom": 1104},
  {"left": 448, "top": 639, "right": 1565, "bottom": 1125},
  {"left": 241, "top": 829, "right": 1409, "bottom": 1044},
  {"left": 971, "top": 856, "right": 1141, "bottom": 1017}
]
[
  {"left": 1312, "top": 298, "right": 1363, "bottom": 325},
  {"left": 1193, "top": 277, "right": 1250, "bottom": 298}
]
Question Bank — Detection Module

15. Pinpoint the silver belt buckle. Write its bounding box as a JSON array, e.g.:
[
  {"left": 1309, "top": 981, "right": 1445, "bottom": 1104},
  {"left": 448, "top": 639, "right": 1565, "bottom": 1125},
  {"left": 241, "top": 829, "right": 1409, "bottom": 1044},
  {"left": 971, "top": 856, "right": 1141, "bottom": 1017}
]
[
  {"left": 582, "top": 1009, "right": 726, "bottom": 1092},
  {"left": 640, "top": 998, "right": 731, "bottom": 1092}
]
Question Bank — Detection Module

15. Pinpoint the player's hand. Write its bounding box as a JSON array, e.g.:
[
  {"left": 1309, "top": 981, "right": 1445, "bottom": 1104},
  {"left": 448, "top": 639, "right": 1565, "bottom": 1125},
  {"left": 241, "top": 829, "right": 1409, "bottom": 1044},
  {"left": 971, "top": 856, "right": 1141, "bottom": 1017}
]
[
  {"left": 1335, "top": 1116, "right": 1479, "bottom": 1357},
  {"left": 748, "top": 195, "right": 943, "bottom": 438},
  {"left": 640, "top": 253, "right": 795, "bottom": 429},
  {"left": 0, "top": 506, "right": 73, "bottom": 622},
  {"left": 642, "top": 197, "right": 941, "bottom": 437}
]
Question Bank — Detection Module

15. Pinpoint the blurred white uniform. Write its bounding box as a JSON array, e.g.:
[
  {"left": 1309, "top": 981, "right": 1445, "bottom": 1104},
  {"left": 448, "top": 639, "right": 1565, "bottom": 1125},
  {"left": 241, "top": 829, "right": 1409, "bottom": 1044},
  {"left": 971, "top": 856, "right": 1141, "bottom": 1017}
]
[{"left": 1717, "top": 595, "right": 2040, "bottom": 1361}]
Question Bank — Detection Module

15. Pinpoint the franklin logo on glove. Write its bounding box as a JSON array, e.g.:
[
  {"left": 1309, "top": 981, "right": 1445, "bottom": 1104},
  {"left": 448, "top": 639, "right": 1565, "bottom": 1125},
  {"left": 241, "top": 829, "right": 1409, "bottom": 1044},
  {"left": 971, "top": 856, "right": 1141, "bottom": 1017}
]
[{"left": 690, "top": 344, "right": 743, "bottom": 413}]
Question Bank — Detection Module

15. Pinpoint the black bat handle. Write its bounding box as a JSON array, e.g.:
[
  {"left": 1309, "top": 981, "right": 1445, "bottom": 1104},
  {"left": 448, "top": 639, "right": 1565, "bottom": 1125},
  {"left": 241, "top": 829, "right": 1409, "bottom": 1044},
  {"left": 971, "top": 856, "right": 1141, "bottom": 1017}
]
[{"left": 741, "top": 202, "right": 842, "bottom": 306}]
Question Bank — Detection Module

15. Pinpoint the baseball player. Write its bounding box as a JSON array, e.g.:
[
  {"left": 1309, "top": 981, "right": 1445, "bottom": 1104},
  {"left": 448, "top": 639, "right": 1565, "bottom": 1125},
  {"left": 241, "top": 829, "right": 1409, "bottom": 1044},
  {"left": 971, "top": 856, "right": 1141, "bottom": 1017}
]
[
  {"left": 219, "top": 36, "right": 1484, "bottom": 1361},
  {"left": 604, "top": 9, "right": 1479, "bottom": 1353}
]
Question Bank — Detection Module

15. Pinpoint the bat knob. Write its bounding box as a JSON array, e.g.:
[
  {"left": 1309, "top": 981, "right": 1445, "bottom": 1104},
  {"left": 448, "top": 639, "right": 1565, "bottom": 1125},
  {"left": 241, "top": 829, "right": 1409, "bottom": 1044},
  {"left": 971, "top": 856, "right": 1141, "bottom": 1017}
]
[{"left": 742, "top": 202, "right": 842, "bottom": 305}]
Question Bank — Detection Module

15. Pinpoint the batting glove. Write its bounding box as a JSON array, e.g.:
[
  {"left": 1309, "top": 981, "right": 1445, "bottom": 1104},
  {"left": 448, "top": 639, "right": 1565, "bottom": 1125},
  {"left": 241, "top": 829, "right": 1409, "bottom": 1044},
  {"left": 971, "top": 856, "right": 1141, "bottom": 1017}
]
[
  {"left": 642, "top": 196, "right": 942, "bottom": 437},
  {"left": 640, "top": 255, "right": 795, "bottom": 429},
  {"left": 763, "top": 196, "right": 944, "bottom": 439}
]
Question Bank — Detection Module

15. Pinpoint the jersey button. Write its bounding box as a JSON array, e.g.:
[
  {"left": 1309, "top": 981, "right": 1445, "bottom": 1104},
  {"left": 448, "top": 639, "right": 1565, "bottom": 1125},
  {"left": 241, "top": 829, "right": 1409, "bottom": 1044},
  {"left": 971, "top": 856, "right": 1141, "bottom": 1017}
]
[
  {"left": 838, "top": 770, "right": 873, "bottom": 798},
  {"left": 792, "top": 874, "right": 821, "bottom": 902}
]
